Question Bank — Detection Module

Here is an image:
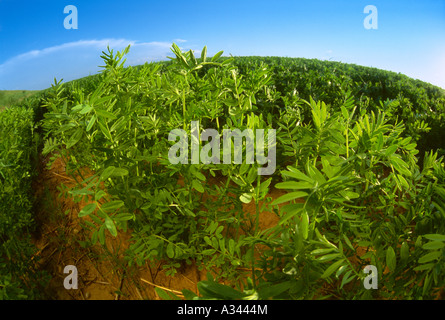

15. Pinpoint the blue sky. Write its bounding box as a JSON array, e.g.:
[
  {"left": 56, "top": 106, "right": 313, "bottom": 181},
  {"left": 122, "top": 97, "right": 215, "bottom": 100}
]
[{"left": 0, "top": 0, "right": 444, "bottom": 90}]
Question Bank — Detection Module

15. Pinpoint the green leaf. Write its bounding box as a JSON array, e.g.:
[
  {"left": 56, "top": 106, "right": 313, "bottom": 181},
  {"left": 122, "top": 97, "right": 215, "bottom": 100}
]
[
  {"left": 386, "top": 246, "right": 396, "bottom": 272},
  {"left": 110, "top": 116, "right": 128, "bottom": 132},
  {"left": 201, "top": 249, "right": 216, "bottom": 255},
  {"left": 300, "top": 210, "right": 309, "bottom": 240},
  {"left": 413, "top": 263, "right": 435, "bottom": 271},
  {"left": 204, "top": 236, "right": 212, "bottom": 247},
  {"left": 341, "top": 106, "right": 349, "bottom": 120},
  {"left": 201, "top": 46, "right": 207, "bottom": 62},
  {"left": 101, "top": 200, "right": 124, "bottom": 212},
  {"left": 385, "top": 144, "right": 398, "bottom": 157},
  {"left": 96, "top": 108, "right": 117, "bottom": 120},
  {"left": 400, "top": 136, "right": 412, "bottom": 146},
  {"left": 155, "top": 287, "right": 174, "bottom": 300},
  {"left": 98, "top": 121, "right": 112, "bottom": 140},
  {"left": 340, "top": 270, "right": 354, "bottom": 289},
  {"left": 282, "top": 166, "right": 314, "bottom": 183},
  {"left": 193, "top": 170, "right": 206, "bottom": 181},
  {"left": 95, "top": 190, "right": 107, "bottom": 201},
  {"left": 400, "top": 242, "right": 409, "bottom": 260},
  {"left": 98, "top": 225, "right": 106, "bottom": 244},
  {"left": 272, "top": 191, "right": 307, "bottom": 205},
  {"left": 112, "top": 168, "right": 129, "bottom": 177},
  {"left": 240, "top": 193, "right": 253, "bottom": 204},
  {"left": 198, "top": 280, "right": 246, "bottom": 299},
  {"left": 66, "top": 128, "right": 83, "bottom": 148},
  {"left": 390, "top": 156, "right": 411, "bottom": 176},
  {"left": 422, "top": 241, "right": 445, "bottom": 250},
  {"left": 211, "top": 236, "right": 219, "bottom": 249},
  {"left": 258, "top": 281, "right": 293, "bottom": 299},
  {"left": 166, "top": 243, "right": 175, "bottom": 259},
  {"left": 275, "top": 181, "right": 313, "bottom": 190},
  {"left": 311, "top": 248, "right": 336, "bottom": 255},
  {"left": 228, "top": 239, "right": 235, "bottom": 255},
  {"left": 114, "top": 212, "right": 134, "bottom": 221},
  {"left": 315, "top": 228, "right": 337, "bottom": 249},
  {"left": 192, "top": 179, "right": 204, "bottom": 193},
  {"left": 90, "top": 213, "right": 102, "bottom": 225},
  {"left": 207, "top": 221, "right": 218, "bottom": 233},
  {"left": 259, "top": 177, "right": 272, "bottom": 194},
  {"left": 418, "top": 251, "right": 441, "bottom": 264},
  {"left": 316, "top": 253, "right": 342, "bottom": 262},
  {"left": 182, "top": 289, "right": 198, "bottom": 300},
  {"left": 188, "top": 49, "right": 197, "bottom": 66},
  {"left": 211, "top": 50, "right": 224, "bottom": 62},
  {"left": 321, "top": 157, "right": 335, "bottom": 178},
  {"left": 79, "top": 202, "right": 96, "bottom": 217},
  {"left": 422, "top": 273, "right": 432, "bottom": 296},
  {"left": 343, "top": 234, "right": 355, "bottom": 251},
  {"left": 215, "top": 226, "right": 224, "bottom": 235},
  {"left": 335, "top": 265, "right": 348, "bottom": 278},
  {"left": 423, "top": 234, "right": 445, "bottom": 242},
  {"left": 79, "top": 104, "right": 93, "bottom": 114},
  {"left": 279, "top": 205, "right": 304, "bottom": 225},
  {"left": 342, "top": 190, "right": 360, "bottom": 201},
  {"left": 246, "top": 167, "right": 257, "bottom": 184},
  {"left": 218, "top": 237, "right": 225, "bottom": 253},
  {"left": 86, "top": 114, "right": 96, "bottom": 132},
  {"left": 223, "top": 98, "right": 239, "bottom": 107},
  {"left": 307, "top": 165, "right": 326, "bottom": 184},
  {"left": 105, "top": 216, "right": 117, "bottom": 237},
  {"left": 100, "top": 166, "right": 127, "bottom": 180},
  {"left": 376, "top": 132, "right": 383, "bottom": 151},
  {"left": 321, "top": 259, "right": 345, "bottom": 279},
  {"left": 397, "top": 174, "right": 409, "bottom": 189},
  {"left": 72, "top": 104, "right": 85, "bottom": 112},
  {"left": 100, "top": 166, "right": 116, "bottom": 181},
  {"left": 311, "top": 102, "right": 321, "bottom": 129},
  {"left": 69, "top": 186, "right": 94, "bottom": 196},
  {"left": 175, "top": 245, "right": 184, "bottom": 258},
  {"left": 415, "top": 235, "right": 422, "bottom": 248},
  {"left": 171, "top": 43, "right": 185, "bottom": 64}
]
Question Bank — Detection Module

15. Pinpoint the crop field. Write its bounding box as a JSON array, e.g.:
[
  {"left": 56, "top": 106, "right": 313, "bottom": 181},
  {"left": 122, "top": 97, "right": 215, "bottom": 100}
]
[
  {"left": 0, "top": 44, "right": 444, "bottom": 300},
  {"left": 0, "top": 90, "right": 40, "bottom": 111}
]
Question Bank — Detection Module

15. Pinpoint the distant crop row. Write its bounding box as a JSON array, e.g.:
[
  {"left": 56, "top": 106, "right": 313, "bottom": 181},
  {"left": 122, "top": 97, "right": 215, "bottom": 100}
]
[{"left": 233, "top": 56, "right": 445, "bottom": 157}]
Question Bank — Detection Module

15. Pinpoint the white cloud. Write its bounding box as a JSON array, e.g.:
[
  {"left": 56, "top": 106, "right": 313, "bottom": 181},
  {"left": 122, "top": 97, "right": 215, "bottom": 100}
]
[
  {"left": 0, "top": 39, "right": 181, "bottom": 90},
  {"left": 126, "top": 41, "right": 174, "bottom": 65},
  {"left": 1, "top": 39, "right": 134, "bottom": 68}
]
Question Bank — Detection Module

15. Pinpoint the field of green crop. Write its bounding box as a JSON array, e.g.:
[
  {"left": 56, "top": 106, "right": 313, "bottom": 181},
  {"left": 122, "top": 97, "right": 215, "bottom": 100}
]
[
  {"left": 0, "top": 90, "right": 40, "bottom": 111},
  {"left": 1, "top": 44, "right": 444, "bottom": 300}
]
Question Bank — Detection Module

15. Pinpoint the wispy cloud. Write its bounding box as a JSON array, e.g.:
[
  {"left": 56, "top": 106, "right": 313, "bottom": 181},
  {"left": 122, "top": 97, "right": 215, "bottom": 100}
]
[
  {"left": 0, "top": 39, "right": 181, "bottom": 90},
  {"left": 126, "top": 41, "right": 174, "bottom": 65}
]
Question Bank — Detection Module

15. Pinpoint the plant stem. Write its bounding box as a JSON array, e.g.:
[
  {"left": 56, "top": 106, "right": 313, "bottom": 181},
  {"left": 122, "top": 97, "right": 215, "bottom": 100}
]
[
  {"left": 251, "top": 172, "right": 261, "bottom": 289},
  {"left": 182, "top": 90, "right": 186, "bottom": 130}
]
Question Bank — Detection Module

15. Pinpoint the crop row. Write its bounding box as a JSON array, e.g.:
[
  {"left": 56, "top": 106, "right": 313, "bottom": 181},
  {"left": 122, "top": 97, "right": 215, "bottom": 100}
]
[{"left": 0, "top": 107, "right": 47, "bottom": 299}]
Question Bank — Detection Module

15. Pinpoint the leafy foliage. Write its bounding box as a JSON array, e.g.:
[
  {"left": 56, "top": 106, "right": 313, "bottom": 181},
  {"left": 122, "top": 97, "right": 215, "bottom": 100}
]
[
  {"left": 0, "top": 107, "right": 48, "bottom": 299},
  {"left": 3, "top": 43, "right": 445, "bottom": 300}
]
